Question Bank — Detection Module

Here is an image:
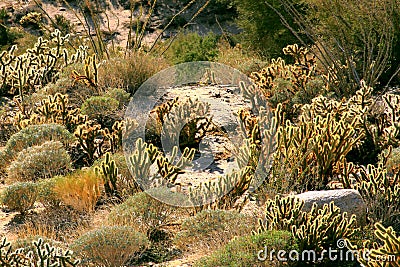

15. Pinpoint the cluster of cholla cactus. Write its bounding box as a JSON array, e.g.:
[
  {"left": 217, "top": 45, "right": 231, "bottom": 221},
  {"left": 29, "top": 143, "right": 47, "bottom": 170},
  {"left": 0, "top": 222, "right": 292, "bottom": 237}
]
[
  {"left": 257, "top": 195, "right": 358, "bottom": 253},
  {"left": 188, "top": 167, "right": 253, "bottom": 213},
  {"left": 0, "top": 237, "right": 80, "bottom": 266},
  {"left": 271, "top": 82, "right": 374, "bottom": 192},
  {"left": 161, "top": 97, "right": 216, "bottom": 150},
  {"left": 337, "top": 157, "right": 400, "bottom": 231},
  {"left": 348, "top": 222, "right": 400, "bottom": 267},
  {"left": 95, "top": 152, "right": 119, "bottom": 198},
  {"left": 74, "top": 120, "right": 107, "bottom": 165},
  {"left": 0, "top": 30, "right": 88, "bottom": 99},
  {"left": 250, "top": 44, "right": 327, "bottom": 118},
  {"left": 127, "top": 138, "right": 195, "bottom": 188},
  {"left": 14, "top": 93, "right": 87, "bottom": 132}
]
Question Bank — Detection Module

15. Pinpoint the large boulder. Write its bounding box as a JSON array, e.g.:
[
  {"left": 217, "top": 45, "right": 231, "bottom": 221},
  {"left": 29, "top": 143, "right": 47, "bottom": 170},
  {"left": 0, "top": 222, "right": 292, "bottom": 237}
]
[{"left": 295, "top": 189, "right": 367, "bottom": 226}]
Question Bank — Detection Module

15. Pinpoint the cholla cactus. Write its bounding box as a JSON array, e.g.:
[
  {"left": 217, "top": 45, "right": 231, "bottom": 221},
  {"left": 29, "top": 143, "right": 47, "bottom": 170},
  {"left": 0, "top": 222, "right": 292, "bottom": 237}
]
[
  {"left": 74, "top": 121, "right": 106, "bottom": 164},
  {"left": 128, "top": 138, "right": 195, "bottom": 188},
  {"left": 258, "top": 195, "right": 358, "bottom": 253},
  {"left": 95, "top": 152, "right": 119, "bottom": 197},
  {"left": 0, "top": 30, "right": 88, "bottom": 99},
  {"left": 348, "top": 223, "right": 400, "bottom": 267},
  {"left": 272, "top": 83, "right": 371, "bottom": 191},
  {"left": 188, "top": 167, "right": 253, "bottom": 212},
  {"left": 161, "top": 97, "right": 215, "bottom": 150},
  {"left": 0, "top": 237, "right": 80, "bottom": 266},
  {"left": 15, "top": 93, "right": 87, "bottom": 131},
  {"left": 250, "top": 44, "right": 327, "bottom": 118},
  {"left": 340, "top": 162, "right": 400, "bottom": 230},
  {"left": 71, "top": 54, "right": 99, "bottom": 90}
]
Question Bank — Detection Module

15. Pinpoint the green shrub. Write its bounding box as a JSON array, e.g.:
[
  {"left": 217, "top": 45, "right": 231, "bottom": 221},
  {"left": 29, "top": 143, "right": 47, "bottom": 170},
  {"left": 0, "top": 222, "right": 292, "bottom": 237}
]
[
  {"left": 1, "top": 181, "right": 38, "bottom": 214},
  {"left": 104, "top": 88, "right": 131, "bottom": 108},
  {"left": 232, "top": 0, "right": 304, "bottom": 58},
  {"left": 174, "top": 209, "right": 257, "bottom": 253},
  {"left": 163, "top": 31, "right": 220, "bottom": 64},
  {"left": 107, "top": 189, "right": 180, "bottom": 237},
  {"left": 80, "top": 96, "right": 119, "bottom": 125},
  {"left": 71, "top": 226, "right": 149, "bottom": 267},
  {"left": 37, "top": 177, "right": 62, "bottom": 208},
  {"left": 7, "top": 141, "right": 72, "bottom": 181},
  {"left": 195, "top": 230, "right": 297, "bottom": 267},
  {"left": 0, "top": 123, "right": 73, "bottom": 168}
]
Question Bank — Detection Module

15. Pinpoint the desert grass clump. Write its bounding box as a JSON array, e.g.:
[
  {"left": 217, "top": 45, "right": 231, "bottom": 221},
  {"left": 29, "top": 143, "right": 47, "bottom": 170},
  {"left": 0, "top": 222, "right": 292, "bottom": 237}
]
[
  {"left": 174, "top": 209, "right": 257, "bottom": 253},
  {"left": 107, "top": 189, "right": 181, "bottom": 237},
  {"left": 1, "top": 181, "right": 38, "bottom": 214},
  {"left": 7, "top": 141, "right": 72, "bottom": 182},
  {"left": 216, "top": 41, "right": 267, "bottom": 75},
  {"left": 53, "top": 169, "right": 102, "bottom": 213},
  {"left": 195, "top": 230, "right": 298, "bottom": 267},
  {"left": 71, "top": 226, "right": 149, "bottom": 267},
  {"left": 98, "top": 51, "right": 169, "bottom": 95}
]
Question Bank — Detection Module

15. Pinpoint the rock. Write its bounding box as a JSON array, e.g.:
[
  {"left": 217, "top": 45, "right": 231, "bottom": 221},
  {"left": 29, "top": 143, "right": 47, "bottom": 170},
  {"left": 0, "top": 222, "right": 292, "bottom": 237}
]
[{"left": 295, "top": 189, "right": 367, "bottom": 226}]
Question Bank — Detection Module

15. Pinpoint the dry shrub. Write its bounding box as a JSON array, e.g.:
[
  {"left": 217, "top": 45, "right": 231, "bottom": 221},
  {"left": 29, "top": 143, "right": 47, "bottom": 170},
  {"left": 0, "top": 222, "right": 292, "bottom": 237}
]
[
  {"left": 53, "top": 169, "right": 102, "bottom": 212},
  {"left": 98, "top": 51, "right": 169, "bottom": 95},
  {"left": 107, "top": 188, "right": 184, "bottom": 237},
  {"left": 15, "top": 221, "right": 58, "bottom": 244},
  {"left": 71, "top": 226, "right": 149, "bottom": 267},
  {"left": 216, "top": 41, "right": 267, "bottom": 75},
  {"left": 174, "top": 209, "right": 257, "bottom": 253},
  {"left": 7, "top": 141, "right": 72, "bottom": 182}
]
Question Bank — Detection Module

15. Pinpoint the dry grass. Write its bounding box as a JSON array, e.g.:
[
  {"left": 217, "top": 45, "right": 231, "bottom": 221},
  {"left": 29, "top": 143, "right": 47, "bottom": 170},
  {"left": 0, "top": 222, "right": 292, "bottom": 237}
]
[
  {"left": 53, "top": 170, "right": 103, "bottom": 213},
  {"left": 97, "top": 51, "right": 169, "bottom": 95},
  {"left": 15, "top": 221, "right": 58, "bottom": 242},
  {"left": 216, "top": 40, "right": 267, "bottom": 75}
]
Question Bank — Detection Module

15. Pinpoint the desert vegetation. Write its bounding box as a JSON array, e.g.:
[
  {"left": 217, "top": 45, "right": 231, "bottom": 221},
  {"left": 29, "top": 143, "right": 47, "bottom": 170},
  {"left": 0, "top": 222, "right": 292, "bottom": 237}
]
[{"left": 0, "top": 0, "right": 399, "bottom": 266}]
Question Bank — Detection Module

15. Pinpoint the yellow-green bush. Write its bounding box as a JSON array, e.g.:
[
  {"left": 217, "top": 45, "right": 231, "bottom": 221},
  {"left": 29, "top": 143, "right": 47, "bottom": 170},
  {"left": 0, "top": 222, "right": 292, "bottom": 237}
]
[
  {"left": 107, "top": 189, "right": 181, "bottom": 237},
  {"left": 0, "top": 123, "right": 73, "bottom": 169},
  {"left": 71, "top": 226, "right": 149, "bottom": 267},
  {"left": 81, "top": 96, "right": 119, "bottom": 125},
  {"left": 1, "top": 181, "right": 38, "bottom": 214},
  {"left": 7, "top": 141, "right": 72, "bottom": 182}
]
